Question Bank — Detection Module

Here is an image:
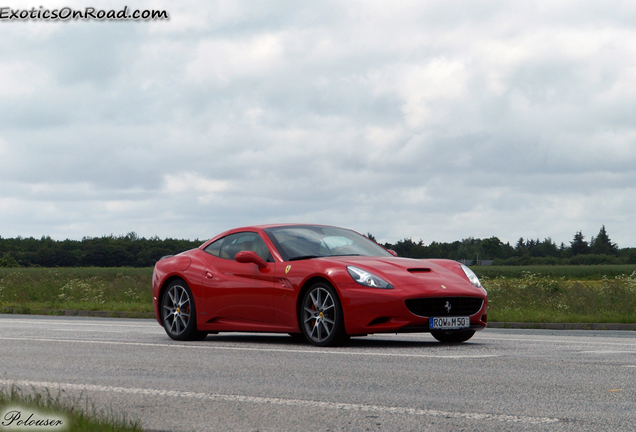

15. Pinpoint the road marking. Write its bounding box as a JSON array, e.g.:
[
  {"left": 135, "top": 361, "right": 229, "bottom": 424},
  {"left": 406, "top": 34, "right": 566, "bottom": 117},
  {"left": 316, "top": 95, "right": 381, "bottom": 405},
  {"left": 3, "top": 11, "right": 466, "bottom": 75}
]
[
  {"left": 0, "top": 318, "right": 156, "bottom": 328},
  {"left": 477, "top": 334, "right": 636, "bottom": 348},
  {"left": 0, "top": 379, "right": 560, "bottom": 425},
  {"left": 47, "top": 328, "right": 160, "bottom": 334},
  {"left": 0, "top": 336, "right": 498, "bottom": 359}
]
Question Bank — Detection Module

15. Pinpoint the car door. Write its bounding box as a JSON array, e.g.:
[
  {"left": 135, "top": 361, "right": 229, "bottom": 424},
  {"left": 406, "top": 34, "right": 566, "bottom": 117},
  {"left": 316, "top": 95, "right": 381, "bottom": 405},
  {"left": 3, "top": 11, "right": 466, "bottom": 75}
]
[{"left": 200, "top": 231, "right": 276, "bottom": 324}]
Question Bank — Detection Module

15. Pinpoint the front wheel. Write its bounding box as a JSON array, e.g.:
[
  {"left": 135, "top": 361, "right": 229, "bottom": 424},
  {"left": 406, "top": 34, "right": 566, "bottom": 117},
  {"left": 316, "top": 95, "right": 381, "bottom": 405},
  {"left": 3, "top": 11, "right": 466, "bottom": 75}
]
[
  {"left": 300, "top": 283, "right": 346, "bottom": 347},
  {"left": 161, "top": 279, "right": 206, "bottom": 341},
  {"left": 431, "top": 329, "right": 475, "bottom": 343}
]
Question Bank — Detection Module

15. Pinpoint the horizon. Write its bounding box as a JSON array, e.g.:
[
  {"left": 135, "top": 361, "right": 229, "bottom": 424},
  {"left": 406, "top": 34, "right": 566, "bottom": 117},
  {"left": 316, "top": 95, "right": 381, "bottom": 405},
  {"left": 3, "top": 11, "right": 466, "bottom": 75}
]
[{"left": 0, "top": 224, "right": 627, "bottom": 250}]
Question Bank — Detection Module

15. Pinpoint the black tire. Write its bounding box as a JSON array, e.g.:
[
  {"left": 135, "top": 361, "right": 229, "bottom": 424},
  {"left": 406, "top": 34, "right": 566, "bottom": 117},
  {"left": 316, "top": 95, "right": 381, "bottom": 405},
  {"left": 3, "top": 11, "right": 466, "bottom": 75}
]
[
  {"left": 161, "top": 279, "right": 206, "bottom": 341},
  {"left": 300, "top": 282, "right": 346, "bottom": 347},
  {"left": 431, "top": 329, "right": 475, "bottom": 343}
]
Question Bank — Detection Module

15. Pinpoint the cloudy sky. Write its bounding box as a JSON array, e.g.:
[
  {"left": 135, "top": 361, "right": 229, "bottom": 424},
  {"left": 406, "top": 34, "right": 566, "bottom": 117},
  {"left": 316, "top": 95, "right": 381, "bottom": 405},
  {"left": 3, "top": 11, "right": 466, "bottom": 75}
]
[{"left": 1, "top": 0, "right": 635, "bottom": 247}]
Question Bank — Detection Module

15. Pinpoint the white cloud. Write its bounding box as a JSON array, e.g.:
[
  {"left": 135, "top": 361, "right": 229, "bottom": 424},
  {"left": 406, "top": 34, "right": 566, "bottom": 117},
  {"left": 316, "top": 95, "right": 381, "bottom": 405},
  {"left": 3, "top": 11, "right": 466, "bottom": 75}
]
[
  {"left": 163, "top": 172, "right": 229, "bottom": 205},
  {"left": 0, "top": 61, "right": 50, "bottom": 97},
  {"left": 186, "top": 34, "right": 285, "bottom": 85},
  {"left": 369, "top": 59, "right": 469, "bottom": 129}
]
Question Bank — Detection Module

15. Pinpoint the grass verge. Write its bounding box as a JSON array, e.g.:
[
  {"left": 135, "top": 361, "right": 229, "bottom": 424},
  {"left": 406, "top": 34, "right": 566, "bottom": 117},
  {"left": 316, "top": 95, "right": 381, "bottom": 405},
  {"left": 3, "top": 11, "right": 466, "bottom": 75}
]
[
  {"left": 0, "top": 384, "right": 143, "bottom": 432},
  {"left": 473, "top": 264, "right": 636, "bottom": 280},
  {"left": 484, "top": 271, "right": 636, "bottom": 323},
  {"left": 0, "top": 267, "right": 152, "bottom": 315}
]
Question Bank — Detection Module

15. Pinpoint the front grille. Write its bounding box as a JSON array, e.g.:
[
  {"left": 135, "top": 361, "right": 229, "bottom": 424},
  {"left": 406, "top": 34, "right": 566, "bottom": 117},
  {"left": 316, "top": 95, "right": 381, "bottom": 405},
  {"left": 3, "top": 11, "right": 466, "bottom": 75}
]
[{"left": 405, "top": 297, "right": 484, "bottom": 317}]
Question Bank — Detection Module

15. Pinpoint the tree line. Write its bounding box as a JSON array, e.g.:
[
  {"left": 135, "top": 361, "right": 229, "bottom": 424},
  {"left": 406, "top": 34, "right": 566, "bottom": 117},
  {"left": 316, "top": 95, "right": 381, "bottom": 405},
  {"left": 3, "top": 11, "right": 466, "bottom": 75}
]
[
  {"left": 0, "top": 232, "right": 201, "bottom": 268},
  {"left": 378, "top": 225, "right": 636, "bottom": 265},
  {"left": 0, "top": 226, "right": 634, "bottom": 268}
]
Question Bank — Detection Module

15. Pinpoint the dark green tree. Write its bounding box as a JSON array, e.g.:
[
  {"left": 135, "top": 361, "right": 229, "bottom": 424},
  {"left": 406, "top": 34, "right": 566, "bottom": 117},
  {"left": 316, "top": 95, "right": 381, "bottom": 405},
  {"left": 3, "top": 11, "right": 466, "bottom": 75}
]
[
  {"left": 570, "top": 231, "right": 589, "bottom": 255},
  {"left": 590, "top": 225, "right": 618, "bottom": 255},
  {"left": 538, "top": 238, "right": 559, "bottom": 257},
  {"left": 480, "top": 237, "right": 504, "bottom": 259},
  {"left": 515, "top": 237, "right": 529, "bottom": 257},
  {"left": 391, "top": 238, "right": 427, "bottom": 258},
  {"left": 0, "top": 253, "right": 19, "bottom": 267}
]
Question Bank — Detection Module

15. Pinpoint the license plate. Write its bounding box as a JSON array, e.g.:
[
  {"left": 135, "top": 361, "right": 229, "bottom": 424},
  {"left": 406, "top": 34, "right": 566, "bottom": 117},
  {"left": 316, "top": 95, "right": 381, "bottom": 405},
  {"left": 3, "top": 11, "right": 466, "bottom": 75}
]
[{"left": 430, "top": 316, "right": 470, "bottom": 330}]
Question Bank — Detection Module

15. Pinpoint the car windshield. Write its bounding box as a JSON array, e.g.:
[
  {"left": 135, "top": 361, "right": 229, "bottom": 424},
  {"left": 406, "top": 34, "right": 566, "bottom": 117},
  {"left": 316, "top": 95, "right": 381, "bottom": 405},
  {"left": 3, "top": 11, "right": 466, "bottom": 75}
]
[{"left": 263, "top": 225, "right": 392, "bottom": 261}]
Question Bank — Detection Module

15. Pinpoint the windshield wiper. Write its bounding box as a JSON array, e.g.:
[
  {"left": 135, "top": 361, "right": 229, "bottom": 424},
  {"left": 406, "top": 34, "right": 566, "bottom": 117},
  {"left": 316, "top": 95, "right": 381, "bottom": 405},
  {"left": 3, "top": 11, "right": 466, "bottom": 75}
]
[
  {"left": 289, "top": 253, "right": 362, "bottom": 261},
  {"left": 289, "top": 255, "right": 324, "bottom": 261}
]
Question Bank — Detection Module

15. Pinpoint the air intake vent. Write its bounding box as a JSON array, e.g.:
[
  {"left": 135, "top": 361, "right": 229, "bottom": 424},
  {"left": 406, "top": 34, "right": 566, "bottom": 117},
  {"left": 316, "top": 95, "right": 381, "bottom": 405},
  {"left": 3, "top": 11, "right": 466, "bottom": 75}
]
[
  {"left": 407, "top": 268, "right": 431, "bottom": 273},
  {"left": 405, "top": 297, "right": 484, "bottom": 317}
]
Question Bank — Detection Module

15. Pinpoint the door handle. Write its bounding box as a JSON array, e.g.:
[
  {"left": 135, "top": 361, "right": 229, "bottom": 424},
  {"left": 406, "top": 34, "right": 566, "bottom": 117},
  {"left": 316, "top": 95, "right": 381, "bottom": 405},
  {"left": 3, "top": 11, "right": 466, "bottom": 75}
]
[{"left": 205, "top": 271, "right": 214, "bottom": 279}]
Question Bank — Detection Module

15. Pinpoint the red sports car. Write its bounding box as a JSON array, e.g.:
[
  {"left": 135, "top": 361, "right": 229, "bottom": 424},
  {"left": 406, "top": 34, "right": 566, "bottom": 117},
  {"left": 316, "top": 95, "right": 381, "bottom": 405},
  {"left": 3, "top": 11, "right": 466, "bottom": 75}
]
[{"left": 152, "top": 224, "right": 488, "bottom": 346}]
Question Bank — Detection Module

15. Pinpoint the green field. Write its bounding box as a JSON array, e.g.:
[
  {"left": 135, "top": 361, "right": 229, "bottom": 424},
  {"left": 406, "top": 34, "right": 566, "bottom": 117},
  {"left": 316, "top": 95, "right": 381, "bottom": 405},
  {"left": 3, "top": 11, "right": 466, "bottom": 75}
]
[
  {"left": 1, "top": 265, "right": 635, "bottom": 324},
  {"left": 472, "top": 264, "right": 636, "bottom": 280},
  {"left": 482, "top": 271, "right": 636, "bottom": 323},
  {"left": 0, "top": 267, "right": 152, "bottom": 315}
]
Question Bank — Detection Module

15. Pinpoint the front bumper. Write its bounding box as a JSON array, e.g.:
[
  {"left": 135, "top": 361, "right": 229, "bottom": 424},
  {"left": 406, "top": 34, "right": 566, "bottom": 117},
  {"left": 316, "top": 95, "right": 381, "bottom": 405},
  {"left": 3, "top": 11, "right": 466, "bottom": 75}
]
[{"left": 338, "top": 283, "right": 488, "bottom": 336}]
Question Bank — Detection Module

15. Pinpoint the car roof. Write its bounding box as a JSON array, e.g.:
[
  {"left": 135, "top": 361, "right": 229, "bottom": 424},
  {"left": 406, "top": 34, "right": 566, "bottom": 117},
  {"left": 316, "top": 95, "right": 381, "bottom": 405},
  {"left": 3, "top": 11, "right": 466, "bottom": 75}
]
[
  {"left": 232, "top": 223, "right": 339, "bottom": 231},
  {"left": 200, "top": 223, "right": 360, "bottom": 247}
]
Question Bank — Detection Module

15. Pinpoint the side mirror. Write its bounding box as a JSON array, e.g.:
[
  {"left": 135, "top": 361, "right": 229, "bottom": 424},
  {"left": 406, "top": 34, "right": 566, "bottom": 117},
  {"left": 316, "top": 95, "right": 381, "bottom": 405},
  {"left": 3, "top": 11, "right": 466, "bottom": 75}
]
[
  {"left": 235, "top": 250, "right": 268, "bottom": 268},
  {"left": 388, "top": 249, "right": 398, "bottom": 257}
]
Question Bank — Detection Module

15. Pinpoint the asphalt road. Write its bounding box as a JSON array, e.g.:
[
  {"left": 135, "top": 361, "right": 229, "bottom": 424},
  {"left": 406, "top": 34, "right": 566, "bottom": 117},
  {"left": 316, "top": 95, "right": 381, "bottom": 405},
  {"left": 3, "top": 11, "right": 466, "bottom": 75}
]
[{"left": 1, "top": 315, "right": 635, "bottom": 432}]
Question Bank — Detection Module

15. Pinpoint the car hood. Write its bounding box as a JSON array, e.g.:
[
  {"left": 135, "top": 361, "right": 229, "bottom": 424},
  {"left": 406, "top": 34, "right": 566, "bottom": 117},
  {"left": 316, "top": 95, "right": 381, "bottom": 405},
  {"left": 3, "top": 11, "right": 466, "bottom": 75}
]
[{"left": 318, "top": 256, "right": 478, "bottom": 290}]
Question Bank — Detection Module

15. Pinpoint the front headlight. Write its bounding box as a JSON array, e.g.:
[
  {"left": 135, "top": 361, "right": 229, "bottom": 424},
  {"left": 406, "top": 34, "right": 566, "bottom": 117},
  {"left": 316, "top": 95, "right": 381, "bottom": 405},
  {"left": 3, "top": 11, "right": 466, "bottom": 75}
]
[
  {"left": 347, "top": 266, "right": 393, "bottom": 289},
  {"left": 460, "top": 264, "right": 482, "bottom": 288}
]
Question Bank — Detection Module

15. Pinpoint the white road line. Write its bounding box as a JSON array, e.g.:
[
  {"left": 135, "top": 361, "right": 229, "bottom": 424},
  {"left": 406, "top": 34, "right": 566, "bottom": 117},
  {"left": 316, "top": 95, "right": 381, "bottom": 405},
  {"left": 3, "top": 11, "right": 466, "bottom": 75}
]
[
  {"left": 476, "top": 334, "right": 636, "bottom": 348},
  {"left": 0, "top": 379, "right": 560, "bottom": 425},
  {"left": 0, "top": 336, "right": 498, "bottom": 359},
  {"left": 0, "top": 318, "right": 156, "bottom": 328},
  {"left": 42, "top": 328, "right": 161, "bottom": 334}
]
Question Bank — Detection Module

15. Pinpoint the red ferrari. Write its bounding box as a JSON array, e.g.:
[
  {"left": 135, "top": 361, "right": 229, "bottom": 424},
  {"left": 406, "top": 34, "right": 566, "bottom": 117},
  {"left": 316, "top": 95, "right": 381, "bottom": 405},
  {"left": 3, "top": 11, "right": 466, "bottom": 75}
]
[{"left": 152, "top": 224, "right": 488, "bottom": 346}]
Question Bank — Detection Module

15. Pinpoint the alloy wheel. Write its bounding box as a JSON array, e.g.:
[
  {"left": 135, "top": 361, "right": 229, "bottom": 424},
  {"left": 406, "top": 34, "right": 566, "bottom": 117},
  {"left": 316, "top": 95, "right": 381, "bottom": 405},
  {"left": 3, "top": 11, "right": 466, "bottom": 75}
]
[
  {"left": 162, "top": 283, "right": 191, "bottom": 337},
  {"left": 302, "top": 285, "right": 337, "bottom": 344}
]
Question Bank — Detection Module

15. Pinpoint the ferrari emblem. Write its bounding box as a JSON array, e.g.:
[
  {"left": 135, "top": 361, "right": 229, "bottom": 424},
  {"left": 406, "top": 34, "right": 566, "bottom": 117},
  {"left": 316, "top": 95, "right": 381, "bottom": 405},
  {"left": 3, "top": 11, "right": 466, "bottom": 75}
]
[
  {"left": 285, "top": 265, "right": 292, "bottom": 274},
  {"left": 441, "top": 285, "right": 447, "bottom": 289},
  {"left": 444, "top": 301, "right": 452, "bottom": 313}
]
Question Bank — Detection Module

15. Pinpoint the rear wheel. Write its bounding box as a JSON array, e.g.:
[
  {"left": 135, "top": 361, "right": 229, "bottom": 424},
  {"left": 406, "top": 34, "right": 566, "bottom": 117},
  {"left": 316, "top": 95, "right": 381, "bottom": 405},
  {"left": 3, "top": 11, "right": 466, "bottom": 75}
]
[
  {"left": 300, "top": 282, "right": 346, "bottom": 347},
  {"left": 161, "top": 280, "right": 207, "bottom": 341},
  {"left": 431, "top": 329, "right": 475, "bottom": 343}
]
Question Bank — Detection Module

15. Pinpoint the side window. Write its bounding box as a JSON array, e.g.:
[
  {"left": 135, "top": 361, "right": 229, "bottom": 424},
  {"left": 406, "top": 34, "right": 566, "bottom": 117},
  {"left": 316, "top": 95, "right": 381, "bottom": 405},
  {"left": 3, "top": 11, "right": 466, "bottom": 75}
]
[
  {"left": 203, "top": 238, "right": 222, "bottom": 257},
  {"left": 206, "top": 232, "right": 273, "bottom": 261}
]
